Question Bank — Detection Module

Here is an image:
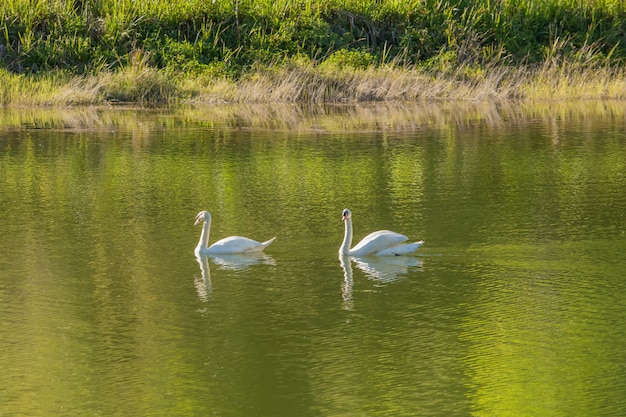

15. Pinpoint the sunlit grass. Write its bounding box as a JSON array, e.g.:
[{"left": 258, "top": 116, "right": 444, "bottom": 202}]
[
  {"left": 0, "top": 69, "right": 76, "bottom": 106},
  {"left": 2, "top": 99, "right": 626, "bottom": 135},
  {"left": 2, "top": 0, "right": 626, "bottom": 105},
  {"left": 2, "top": 59, "right": 626, "bottom": 106}
]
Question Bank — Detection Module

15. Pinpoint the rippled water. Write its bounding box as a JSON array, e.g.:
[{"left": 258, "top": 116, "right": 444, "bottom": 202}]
[{"left": 1, "top": 104, "right": 625, "bottom": 416}]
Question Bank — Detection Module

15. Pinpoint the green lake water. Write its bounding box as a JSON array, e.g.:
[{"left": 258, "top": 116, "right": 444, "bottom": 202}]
[{"left": 1, "top": 103, "right": 625, "bottom": 416}]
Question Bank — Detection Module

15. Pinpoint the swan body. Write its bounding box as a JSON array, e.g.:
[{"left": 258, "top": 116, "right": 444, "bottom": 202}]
[
  {"left": 339, "top": 208, "right": 423, "bottom": 256},
  {"left": 194, "top": 211, "right": 276, "bottom": 255}
]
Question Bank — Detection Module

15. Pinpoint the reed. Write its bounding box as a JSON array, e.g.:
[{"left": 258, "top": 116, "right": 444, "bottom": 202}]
[
  {"left": 2, "top": 59, "right": 626, "bottom": 106},
  {"left": 189, "top": 61, "right": 626, "bottom": 103}
]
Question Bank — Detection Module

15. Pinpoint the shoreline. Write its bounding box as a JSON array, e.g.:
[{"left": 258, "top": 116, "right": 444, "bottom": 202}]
[
  {"left": 1, "top": 60, "right": 626, "bottom": 107},
  {"left": 1, "top": 99, "right": 626, "bottom": 134}
]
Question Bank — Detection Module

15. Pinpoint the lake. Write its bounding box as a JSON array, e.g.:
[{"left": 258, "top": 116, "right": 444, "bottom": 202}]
[{"left": 1, "top": 102, "right": 625, "bottom": 416}]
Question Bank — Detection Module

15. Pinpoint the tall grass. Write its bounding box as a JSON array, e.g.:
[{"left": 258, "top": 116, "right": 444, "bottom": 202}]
[
  {"left": 1, "top": 0, "right": 626, "bottom": 104},
  {"left": 2, "top": 55, "right": 626, "bottom": 105},
  {"left": 184, "top": 60, "right": 626, "bottom": 103}
]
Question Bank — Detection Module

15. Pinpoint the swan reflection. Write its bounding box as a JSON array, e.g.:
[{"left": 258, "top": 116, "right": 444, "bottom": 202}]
[
  {"left": 339, "top": 255, "right": 354, "bottom": 311},
  {"left": 351, "top": 256, "right": 423, "bottom": 283},
  {"left": 208, "top": 252, "right": 275, "bottom": 270},
  {"left": 194, "top": 254, "right": 212, "bottom": 302},
  {"left": 339, "top": 255, "right": 424, "bottom": 309},
  {"left": 194, "top": 253, "right": 275, "bottom": 301}
]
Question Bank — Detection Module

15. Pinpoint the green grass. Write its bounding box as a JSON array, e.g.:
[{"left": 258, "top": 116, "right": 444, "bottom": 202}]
[{"left": 1, "top": 0, "right": 626, "bottom": 104}]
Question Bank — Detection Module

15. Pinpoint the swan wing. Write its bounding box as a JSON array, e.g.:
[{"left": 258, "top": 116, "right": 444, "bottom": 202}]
[
  {"left": 375, "top": 240, "right": 424, "bottom": 256},
  {"left": 349, "top": 230, "right": 408, "bottom": 256},
  {"left": 207, "top": 236, "right": 275, "bottom": 254}
]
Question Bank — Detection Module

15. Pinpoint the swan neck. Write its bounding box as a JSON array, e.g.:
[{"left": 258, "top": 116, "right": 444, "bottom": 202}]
[
  {"left": 197, "top": 217, "right": 211, "bottom": 251},
  {"left": 340, "top": 218, "right": 353, "bottom": 255}
]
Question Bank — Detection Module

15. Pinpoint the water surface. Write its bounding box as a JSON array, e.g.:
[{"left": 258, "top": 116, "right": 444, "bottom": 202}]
[{"left": 1, "top": 103, "right": 625, "bottom": 416}]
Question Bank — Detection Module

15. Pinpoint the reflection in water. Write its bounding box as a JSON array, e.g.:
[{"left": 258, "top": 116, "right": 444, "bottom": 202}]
[
  {"left": 458, "top": 249, "right": 626, "bottom": 417},
  {"left": 4, "top": 101, "right": 626, "bottom": 135},
  {"left": 3, "top": 105, "right": 626, "bottom": 417},
  {"left": 352, "top": 256, "right": 423, "bottom": 283},
  {"left": 339, "top": 255, "right": 424, "bottom": 310},
  {"left": 194, "top": 254, "right": 212, "bottom": 301},
  {"left": 208, "top": 252, "right": 275, "bottom": 270},
  {"left": 194, "top": 253, "right": 276, "bottom": 301},
  {"left": 339, "top": 255, "right": 354, "bottom": 311}
]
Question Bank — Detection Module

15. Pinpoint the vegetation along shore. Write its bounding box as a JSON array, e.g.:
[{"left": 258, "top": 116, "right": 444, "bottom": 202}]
[{"left": 1, "top": 0, "right": 626, "bottom": 106}]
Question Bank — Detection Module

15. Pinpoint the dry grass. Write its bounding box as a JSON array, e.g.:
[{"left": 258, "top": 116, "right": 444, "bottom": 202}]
[
  {"left": 2, "top": 100, "right": 626, "bottom": 134},
  {"left": 522, "top": 64, "right": 626, "bottom": 100},
  {"left": 183, "top": 62, "right": 626, "bottom": 104},
  {"left": 1, "top": 60, "right": 626, "bottom": 107},
  {"left": 186, "top": 67, "right": 478, "bottom": 104}
]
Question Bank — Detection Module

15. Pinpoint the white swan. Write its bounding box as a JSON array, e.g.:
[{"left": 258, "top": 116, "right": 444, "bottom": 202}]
[
  {"left": 339, "top": 208, "right": 424, "bottom": 256},
  {"left": 194, "top": 211, "right": 276, "bottom": 255}
]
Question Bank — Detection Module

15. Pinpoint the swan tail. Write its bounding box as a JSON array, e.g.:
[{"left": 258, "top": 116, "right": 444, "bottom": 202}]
[
  {"left": 261, "top": 237, "right": 277, "bottom": 248},
  {"left": 401, "top": 240, "right": 424, "bottom": 254}
]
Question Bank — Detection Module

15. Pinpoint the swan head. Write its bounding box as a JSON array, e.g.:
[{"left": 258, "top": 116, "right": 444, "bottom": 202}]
[
  {"left": 342, "top": 208, "right": 352, "bottom": 222},
  {"left": 194, "top": 211, "right": 211, "bottom": 226}
]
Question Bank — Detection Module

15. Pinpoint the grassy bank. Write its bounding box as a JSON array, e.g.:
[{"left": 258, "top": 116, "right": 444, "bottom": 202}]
[
  {"left": 1, "top": 0, "right": 626, "bottom": 105},
  {"left": 3, "top": 100, "right": 626, "bottom": 133}
]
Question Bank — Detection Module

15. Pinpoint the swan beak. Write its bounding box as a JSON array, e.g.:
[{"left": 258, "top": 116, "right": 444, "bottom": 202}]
[
  {"left": 342, "top": 214, "right": 348, "bottom": 222},
  {"left": 194, "top": 217, "right": 202, "bottom": 226}
]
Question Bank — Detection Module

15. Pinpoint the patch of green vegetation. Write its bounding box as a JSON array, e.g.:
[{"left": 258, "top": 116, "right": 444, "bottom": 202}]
[{"left": 1, "top": 0, "right": 625, "bottom": 104}]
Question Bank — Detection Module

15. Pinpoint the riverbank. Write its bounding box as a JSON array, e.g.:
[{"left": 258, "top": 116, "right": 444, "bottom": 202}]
[
  {"left": 1, "top": 0, "right": 626, "bottom": 106},
  {"left": 2, "top": 100, "right": 626, "bottom": 134},
  {"left": 2, "top": 59, "right": 626, "bottom": 106}
]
